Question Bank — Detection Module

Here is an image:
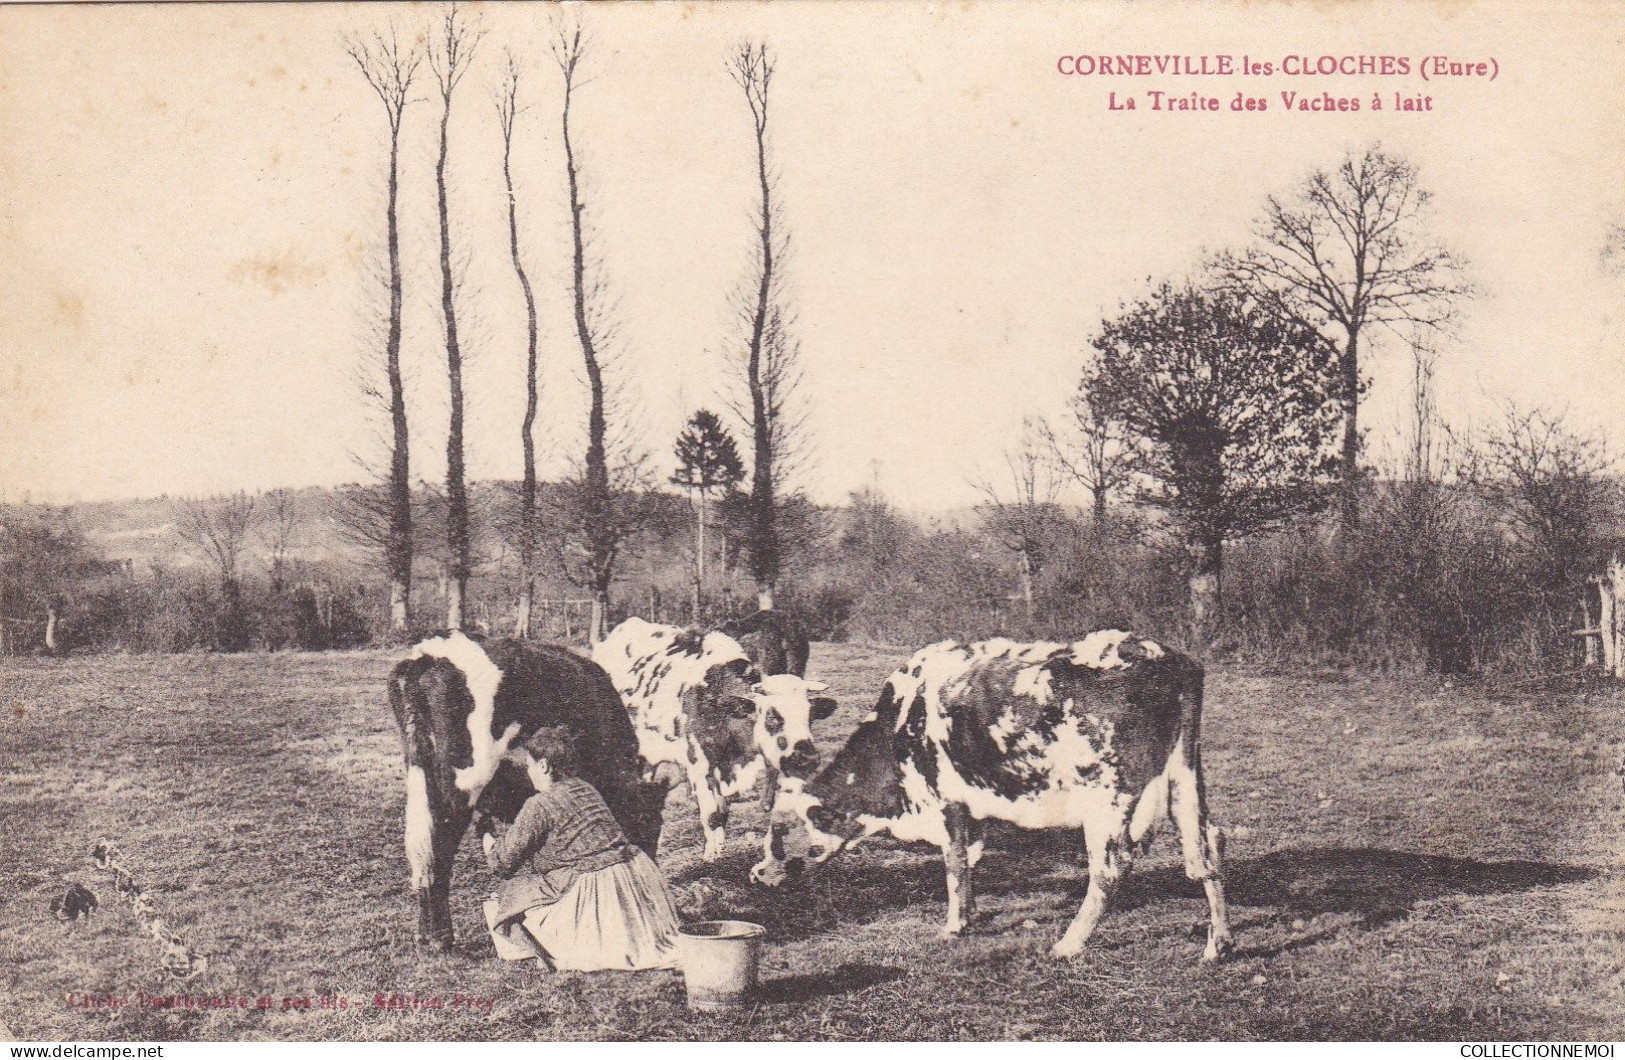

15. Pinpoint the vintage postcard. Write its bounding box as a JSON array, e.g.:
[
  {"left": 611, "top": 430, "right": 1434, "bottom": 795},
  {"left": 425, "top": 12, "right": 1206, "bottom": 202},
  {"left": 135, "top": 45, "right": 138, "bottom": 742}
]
[{"left": 2, "top": 0, "right": 1622, "bottom": 1045}]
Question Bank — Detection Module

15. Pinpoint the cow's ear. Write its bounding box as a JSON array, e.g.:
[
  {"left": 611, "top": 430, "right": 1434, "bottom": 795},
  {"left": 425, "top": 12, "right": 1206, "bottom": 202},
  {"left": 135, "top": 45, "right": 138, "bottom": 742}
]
[
  {"left": 804, "top": 680, "right": 829, "bottom": 693},
  {"left": 810, "top": 696, "right": 838, "bottom": 721},
  {"left": 725, "top": 695, "right": 757, "bottom": 719}
]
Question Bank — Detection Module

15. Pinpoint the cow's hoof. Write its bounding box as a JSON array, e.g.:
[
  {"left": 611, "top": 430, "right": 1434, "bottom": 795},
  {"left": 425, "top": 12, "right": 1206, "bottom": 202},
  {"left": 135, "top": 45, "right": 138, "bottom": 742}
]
[
  {"left": 416, "top": 934, "right": 454, "bottom": 954},
  {"left": 1202, "top": 933, "right": 1234, "bottom": 962},
  {"left": 749, "top": 859, "right": 787, "bottom": 887},
  {"left": 1050, "top": 940, "right": 1083, "bottom": 959},
  {"left": 939, "top": 923, "right": 968, "bottom": 940}
]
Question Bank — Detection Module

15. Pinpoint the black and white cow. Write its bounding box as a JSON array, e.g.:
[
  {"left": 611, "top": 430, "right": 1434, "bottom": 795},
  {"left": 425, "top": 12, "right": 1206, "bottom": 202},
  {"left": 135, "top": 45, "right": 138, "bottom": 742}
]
[
  {"left": 757, "top": 632, "right": 1233, "bottom": 961},
  {"left": 389, "top": 631, "right": 664, "bottom": 950},
  {"left": 592, "top": 617, "right": 837, "bottom": 872},
  {"left": 720, "top": 609, "right": 811, "bottom": 678}
]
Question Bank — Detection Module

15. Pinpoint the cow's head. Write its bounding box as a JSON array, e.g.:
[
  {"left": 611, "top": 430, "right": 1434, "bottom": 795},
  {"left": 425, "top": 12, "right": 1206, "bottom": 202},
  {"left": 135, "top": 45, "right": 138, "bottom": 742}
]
[
  {"left": 750, "top": 788, "right": 864, "bottom": 886},
  {"left": 690, "top": 663, "right": 835, "bottom": 782},
  {"left": 749, "top": 702, "right": 903, "bottom": 887},
  {"left": 750, "top": 673, "right": 836, "bottom": 781}
]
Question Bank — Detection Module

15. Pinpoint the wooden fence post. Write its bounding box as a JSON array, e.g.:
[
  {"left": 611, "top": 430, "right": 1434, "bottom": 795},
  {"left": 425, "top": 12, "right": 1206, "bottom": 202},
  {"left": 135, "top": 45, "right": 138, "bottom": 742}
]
[
  {"left": 1609, "top": 558, "right": 1625, "bottom": 680},
  {"left": 1580, "top": 588, "right": 1600, "bottom": 668},
  {"left": 1597, "top": 573, "right": 1617, "bottom": 675}
]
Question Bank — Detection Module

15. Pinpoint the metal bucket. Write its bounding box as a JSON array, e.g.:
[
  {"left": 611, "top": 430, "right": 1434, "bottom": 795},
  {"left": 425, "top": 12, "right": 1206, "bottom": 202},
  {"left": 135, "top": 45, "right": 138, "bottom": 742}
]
[{"left": 676, "top": 920, "right": 766, "bottom": 1011}]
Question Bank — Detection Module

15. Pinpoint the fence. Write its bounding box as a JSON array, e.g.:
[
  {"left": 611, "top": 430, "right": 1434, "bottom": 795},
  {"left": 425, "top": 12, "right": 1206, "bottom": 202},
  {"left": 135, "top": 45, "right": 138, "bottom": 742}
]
[
  {"left": 1576, "top": 558, "right": 1625, "bottom": 677},
  {"left": 0, "top": 614, "right": 46, "bottom": 655},
  {"left": 527, "top": 599, "right": 595, "bottom": 641}
]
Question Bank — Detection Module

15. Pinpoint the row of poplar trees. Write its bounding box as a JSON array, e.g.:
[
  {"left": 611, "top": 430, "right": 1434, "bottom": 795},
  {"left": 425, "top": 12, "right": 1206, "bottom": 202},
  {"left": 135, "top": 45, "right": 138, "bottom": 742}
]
[{"left": 345, "top": 8, "right": 800, "bottom": 642}]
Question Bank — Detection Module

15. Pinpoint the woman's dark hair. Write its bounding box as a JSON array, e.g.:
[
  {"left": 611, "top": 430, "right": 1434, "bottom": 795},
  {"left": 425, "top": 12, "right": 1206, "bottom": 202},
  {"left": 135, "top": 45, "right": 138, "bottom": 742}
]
[{"left": 519, "top": 726, "right": 581, "bottom": 778}]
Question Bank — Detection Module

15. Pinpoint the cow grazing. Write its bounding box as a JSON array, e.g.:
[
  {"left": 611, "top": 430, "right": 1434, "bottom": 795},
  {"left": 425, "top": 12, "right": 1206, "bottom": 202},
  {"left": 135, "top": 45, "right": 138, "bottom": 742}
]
[
  {"left": 720, "top": 609, "right": 811, "bottom": 678},
  {"left": 758, "top": 633, "right": 1233, "bottom": 962},
  {"left": 592, "top": 617, "right": 837, "bottom": 872},
  {"left": 389, "top": 631, "right": 663, "bottom": 950}
]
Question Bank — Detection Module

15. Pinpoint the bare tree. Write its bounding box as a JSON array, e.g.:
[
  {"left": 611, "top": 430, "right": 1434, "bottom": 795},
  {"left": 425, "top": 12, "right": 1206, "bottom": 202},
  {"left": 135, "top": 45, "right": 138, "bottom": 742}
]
[
  {"left": 428, "top": 3, "right": 484, "bottom": 631},
  {"left": 262, "top": 488, "right": 299, "bottom": 592},
  {"left": 1404, "top": 335, "right": 1441, "bottom": 484},
  {"left": 177, "top": 492, "right": 258, "bottom": 591},
  {"left": 1219, "top": 145, "right": 1470, "bottom": 531},
  {"left": 0, "top": 510, "right": 105, "bottom": 654},
  {"left": 1466, "top": 404, "right": 1616, "bottom": 599},
  {"left": 1040, "top": 387, "right": 1130, "bottom": 522},
  {"left": 728, "top": 41, "right": 808, "bottom": 612},
  {"left": 493, "top": 48, "right": 543, "bottom": 638},
  {"left": 343, "top": 24, "right": 423, "bottom": 636},
  {"left": 551, "top": 20, "right": 643, "bottom": 642},
  {"left": 975, "top": 420, "right": 1065, "bottom": 624}
]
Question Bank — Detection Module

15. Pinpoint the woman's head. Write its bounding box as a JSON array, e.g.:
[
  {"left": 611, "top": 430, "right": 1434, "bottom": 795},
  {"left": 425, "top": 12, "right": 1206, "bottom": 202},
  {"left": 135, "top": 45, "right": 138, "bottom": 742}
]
[{"left": 516, "top": 726, "right": 581, "bottom": 787}]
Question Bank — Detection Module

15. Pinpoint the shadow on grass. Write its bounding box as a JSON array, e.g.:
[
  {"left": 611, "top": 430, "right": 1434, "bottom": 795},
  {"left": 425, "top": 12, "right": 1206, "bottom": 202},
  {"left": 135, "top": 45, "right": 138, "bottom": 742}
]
[
  {"left": 1112, "top": 846, "right": 1597, "bottom": 957},
  {"left": 756, "top": 962, "right": 905, "bottom": 1004},
  {"left": 669, "top": 837, "right": 1596, "bottom": 955},
  {"left": 666, "top": 846, "right": 947, "bottom": 942}
]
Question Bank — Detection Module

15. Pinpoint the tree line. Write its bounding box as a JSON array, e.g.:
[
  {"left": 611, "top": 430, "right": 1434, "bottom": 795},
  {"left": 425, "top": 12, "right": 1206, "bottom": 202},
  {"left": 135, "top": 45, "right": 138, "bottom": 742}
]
[
  {"left": 980, "top": 145, "right": 1615, "bottom": 670},
  {"left": 342, "top": 9, "right": 803, "bottom": 644},
  {"left": 4, "top": 7, "right": 1618, "bottom": 674}
]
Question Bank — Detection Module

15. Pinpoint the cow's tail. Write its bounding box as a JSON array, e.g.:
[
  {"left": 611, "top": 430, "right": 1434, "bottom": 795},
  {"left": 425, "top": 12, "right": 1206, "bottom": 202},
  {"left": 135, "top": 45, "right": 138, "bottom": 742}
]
[
  {"left": 1176, "top": 653, "right": 1204, "bottom": 774},
  {"left": 1170, "top": 651, "right": 1233, "bottom": 959},
  {"left": 1167, "top": 653, "right": 1223, "bottom": 881},
  {"left": 391, "top": 661, "right": 437, "bottom": 891}
]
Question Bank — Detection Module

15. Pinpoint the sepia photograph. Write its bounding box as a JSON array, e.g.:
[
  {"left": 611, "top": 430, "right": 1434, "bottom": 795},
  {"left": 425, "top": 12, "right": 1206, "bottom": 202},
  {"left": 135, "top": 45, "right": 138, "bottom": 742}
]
[{"left": 1, "top": 0, "right": 1622, "bottom": 1044}]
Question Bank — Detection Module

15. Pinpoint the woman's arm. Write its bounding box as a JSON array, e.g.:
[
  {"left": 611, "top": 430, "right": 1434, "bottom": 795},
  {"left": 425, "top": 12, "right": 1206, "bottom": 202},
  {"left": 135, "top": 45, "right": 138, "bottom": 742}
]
[{"left": 484, "top": 795, "right": 554, "bottom": 877}]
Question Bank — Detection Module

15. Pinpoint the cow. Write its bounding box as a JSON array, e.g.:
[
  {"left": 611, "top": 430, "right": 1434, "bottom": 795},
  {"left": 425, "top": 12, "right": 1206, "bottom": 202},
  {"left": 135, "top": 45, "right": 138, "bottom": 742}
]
[
  {"left": 719, "top": 609, "right": 811, "bottom": 678},
  {"left": 592, "top": 617, "right": 837, "bottom": 873},
  {"left": 756, "top": 632, "right": 1234, "bottom": 962},
  {"left": 389, "top": 631, "right": 664, "bottom": 950}
]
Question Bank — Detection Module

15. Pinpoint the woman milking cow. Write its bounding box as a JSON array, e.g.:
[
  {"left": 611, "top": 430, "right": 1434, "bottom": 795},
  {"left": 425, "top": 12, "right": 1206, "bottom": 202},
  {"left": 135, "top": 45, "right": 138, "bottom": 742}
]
[{"left": 476, "top": 726, "right": 684, "bottom": 972}]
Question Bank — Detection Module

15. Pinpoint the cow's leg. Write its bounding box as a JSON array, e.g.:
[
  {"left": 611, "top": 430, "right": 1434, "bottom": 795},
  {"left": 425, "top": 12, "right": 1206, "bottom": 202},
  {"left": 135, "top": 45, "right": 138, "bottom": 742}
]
[
  {"left": 415, "top": 888, "right": 437, "bottom": 948},
  {"left": 942, "top": 802, "right": 977, "bottom": 935},
  {"left": 421, "top": 804, "right": 469, "bottom": 952},
  {"left": 694, "top": 769, "right": 729, "bottom": 861},
  {"left": 406, "top": 764, "right": 455, "bottom": 951},
  {"left": 1051, "top": 815, "right": 1132, "bottom": 959},
  {"left": 1169, "top": 746, "right": 1233, "bottom": 961},
  {"left": 1129, "top": 772, "right": 1168, "bottom": 855},
  {"left": 750, "top": 764, "right": 783, "bottom": 882},
  {"left": 760, "top": 762, "right": 780, "bottom": 813},
  {"left": 427, "top": 875, "right": 454, "bottom": 952}
]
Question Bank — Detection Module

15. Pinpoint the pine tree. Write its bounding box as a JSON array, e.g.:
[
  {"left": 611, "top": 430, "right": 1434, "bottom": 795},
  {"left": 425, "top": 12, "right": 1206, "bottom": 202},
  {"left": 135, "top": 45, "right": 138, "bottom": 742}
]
[{"left": 671, "top": 410, "right": 745, "bottom": 618}]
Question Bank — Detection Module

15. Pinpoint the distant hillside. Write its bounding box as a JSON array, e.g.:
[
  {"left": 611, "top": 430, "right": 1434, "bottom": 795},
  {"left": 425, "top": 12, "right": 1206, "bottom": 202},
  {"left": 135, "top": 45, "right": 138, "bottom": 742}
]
[
  {"left": 4, "top": 487, "right": 373, "bottom": 577},
  {"left": 4, "top": 483, "right": 990, "bottom": 579}
]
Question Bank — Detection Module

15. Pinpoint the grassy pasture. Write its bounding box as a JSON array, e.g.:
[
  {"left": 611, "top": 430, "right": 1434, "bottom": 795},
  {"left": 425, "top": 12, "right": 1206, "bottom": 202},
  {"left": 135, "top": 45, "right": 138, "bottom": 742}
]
[{"left": 1, "top": 644, "right": 1621, "bottom": 1041}]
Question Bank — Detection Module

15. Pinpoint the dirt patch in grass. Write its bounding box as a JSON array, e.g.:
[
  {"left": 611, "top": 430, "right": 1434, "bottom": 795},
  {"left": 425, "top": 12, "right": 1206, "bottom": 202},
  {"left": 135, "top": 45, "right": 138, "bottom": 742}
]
[{"left": 1, "top": 645, "right": 1620, "bottom": 1040}]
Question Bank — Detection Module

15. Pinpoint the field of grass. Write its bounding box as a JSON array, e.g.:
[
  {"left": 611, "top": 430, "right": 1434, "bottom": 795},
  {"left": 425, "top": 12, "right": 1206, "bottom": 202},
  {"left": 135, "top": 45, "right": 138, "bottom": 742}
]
[{"left": 1, "top": 643, "right": 1622, "bottom": 1041}]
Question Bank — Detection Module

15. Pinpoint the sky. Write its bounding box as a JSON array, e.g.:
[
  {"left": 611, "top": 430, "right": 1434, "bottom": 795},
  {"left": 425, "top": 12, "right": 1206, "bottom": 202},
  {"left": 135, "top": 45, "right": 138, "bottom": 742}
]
[{"left": 2, "top": 0, "right": 1623, "bottom": 511}]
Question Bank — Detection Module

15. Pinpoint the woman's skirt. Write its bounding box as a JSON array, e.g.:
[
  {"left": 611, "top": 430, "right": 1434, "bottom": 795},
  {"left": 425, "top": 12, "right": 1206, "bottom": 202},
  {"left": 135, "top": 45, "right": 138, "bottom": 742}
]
[{"left": 484, "top": 850, "right": 682, "bottom": 972}]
